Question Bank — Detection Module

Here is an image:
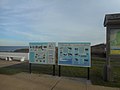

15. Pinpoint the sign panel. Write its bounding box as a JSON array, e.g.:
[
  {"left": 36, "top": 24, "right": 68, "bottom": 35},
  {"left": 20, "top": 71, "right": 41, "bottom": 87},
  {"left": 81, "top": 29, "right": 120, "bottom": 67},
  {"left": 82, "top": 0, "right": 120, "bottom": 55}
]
[
  {"left": 29, "top": 42, "right": 56, "bottom": 64},
  {"left": 58, "top": 42, "right": 91, "bottom": 67},
  {"left": 110, "top": 29, "right": 120, "bottom": 55}
]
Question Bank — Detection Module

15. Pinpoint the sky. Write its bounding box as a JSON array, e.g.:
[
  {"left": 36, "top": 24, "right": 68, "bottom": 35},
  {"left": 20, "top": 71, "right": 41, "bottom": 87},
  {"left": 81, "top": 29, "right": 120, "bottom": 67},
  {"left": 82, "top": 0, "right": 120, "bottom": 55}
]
[{"left": 0, "top": 0, "right": 120, "bottom": 46}]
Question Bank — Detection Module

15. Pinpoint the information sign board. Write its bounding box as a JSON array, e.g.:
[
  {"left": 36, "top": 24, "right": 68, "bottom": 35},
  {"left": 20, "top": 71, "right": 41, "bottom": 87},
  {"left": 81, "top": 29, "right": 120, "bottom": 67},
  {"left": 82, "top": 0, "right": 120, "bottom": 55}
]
[
  {"left": 58, "top": 42, "right": 91, "bottom": 67},
  {"left": 29, "top": 42, "right": 56, "bottom": 64},
  {"left": 110, "top": 29, "right": 120, "bottom": 55}
]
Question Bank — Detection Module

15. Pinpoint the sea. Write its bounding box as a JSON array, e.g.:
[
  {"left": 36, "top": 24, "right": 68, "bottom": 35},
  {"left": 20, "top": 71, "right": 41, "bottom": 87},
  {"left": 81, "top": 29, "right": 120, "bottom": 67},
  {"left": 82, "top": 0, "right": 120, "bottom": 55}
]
[{"left": 0, "top": 46, "right": 29, "bottom": 52}]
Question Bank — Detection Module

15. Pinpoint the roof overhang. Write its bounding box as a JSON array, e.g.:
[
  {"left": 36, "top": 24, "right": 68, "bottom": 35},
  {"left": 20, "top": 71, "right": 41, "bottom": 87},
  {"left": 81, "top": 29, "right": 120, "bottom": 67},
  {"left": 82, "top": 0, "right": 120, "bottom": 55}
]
[{"left": 104, "top": 13, "right": 120, "bottom": 27}]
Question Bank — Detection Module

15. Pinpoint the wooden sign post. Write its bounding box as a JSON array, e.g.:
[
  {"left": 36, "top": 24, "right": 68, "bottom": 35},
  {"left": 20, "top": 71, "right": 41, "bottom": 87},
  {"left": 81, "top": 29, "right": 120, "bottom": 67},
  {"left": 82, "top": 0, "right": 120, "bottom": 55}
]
[{"left": 104, "top": 13, "right": 120, "bottom": 81}]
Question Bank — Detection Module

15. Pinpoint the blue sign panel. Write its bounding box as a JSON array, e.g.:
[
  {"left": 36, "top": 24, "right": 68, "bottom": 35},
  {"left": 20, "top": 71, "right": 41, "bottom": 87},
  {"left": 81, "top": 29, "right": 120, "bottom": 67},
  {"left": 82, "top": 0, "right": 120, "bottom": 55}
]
[
  {"left": 58, "top": 42, "right": 91, "bottom": 67},
  {"left": 29, "top": 42, "right": 56, "bottom": 64}
]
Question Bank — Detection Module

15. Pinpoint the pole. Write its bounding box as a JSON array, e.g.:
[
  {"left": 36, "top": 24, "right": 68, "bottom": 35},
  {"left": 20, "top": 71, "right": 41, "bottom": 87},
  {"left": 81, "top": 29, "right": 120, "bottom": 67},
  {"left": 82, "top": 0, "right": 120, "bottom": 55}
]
[
  {"left": 53, "top": 65, "right": 55, "bottom": 76},
  {"left": 87, "top": 67, "right": 90, "bottom": 80},
  {"left": 104, "top": 57, "right": 111, "bottom": 81},
  {"left": 29, "top": 63, "right": 31, "bottom": 74},
  {"left": 103, "top": 27, "right": 111, "bottom": 81},
  {"left": 59, "top": 65, "right": 61, "bottom": 77}
]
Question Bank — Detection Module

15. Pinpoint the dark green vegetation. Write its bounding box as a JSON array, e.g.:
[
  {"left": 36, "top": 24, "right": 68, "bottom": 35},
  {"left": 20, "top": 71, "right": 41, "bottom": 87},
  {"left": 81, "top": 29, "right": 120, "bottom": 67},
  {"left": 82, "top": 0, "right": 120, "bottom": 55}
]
[
  {"left": 0, "top": 57, "right": 120, "bottom": 88},
  {"left": 91, "top": 58, "right": 120, "bottom": 88},
  {"left": 14, "top": 48, "right": 29, "bottom": 53}
]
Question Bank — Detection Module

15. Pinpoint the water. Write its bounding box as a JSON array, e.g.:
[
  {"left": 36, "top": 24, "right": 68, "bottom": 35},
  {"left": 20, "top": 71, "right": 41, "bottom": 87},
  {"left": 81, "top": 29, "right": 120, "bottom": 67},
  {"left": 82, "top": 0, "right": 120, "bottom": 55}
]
[{"left": 0, "top": 46, "right": 29, "bottom": 52}]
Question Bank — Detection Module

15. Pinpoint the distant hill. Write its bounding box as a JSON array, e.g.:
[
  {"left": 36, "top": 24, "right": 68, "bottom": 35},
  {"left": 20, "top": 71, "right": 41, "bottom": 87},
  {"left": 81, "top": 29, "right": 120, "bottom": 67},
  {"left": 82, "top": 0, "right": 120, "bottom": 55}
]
[
  {"left": 0, "top": 46, "right": 28, "bottom": 52},
  {"left": 14, "top": 48, "right": 29, "bottom": 53}
]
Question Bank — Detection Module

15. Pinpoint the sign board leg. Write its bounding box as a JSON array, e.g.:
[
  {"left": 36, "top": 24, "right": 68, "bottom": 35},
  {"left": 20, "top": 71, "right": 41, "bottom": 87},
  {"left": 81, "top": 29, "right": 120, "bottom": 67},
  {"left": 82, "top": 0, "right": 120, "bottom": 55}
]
[
  {"left": 103, "top": 57, "right": 112, "bottom": 81},
  {"left": 87, "top": 67, "right": 90, "bottom": 80},
  {"left": 59, "top": 65, "right": 61, "bottom": 77},
  {"left": 53, "top": 65, "right": 55, "bottom": 76},
  {"left": 103, "top": 64, "right": 112, "bottom": 81},
  {"left": 29, "top": 63, "right": 31, "bottom": 74}
]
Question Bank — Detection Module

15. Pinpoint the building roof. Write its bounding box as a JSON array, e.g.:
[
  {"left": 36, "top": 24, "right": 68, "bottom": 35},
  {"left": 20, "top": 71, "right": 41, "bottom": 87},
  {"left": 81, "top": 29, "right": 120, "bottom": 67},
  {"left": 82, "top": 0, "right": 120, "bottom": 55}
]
[{"left": 104, "top": 13, "right": 120, "bottom": 27}]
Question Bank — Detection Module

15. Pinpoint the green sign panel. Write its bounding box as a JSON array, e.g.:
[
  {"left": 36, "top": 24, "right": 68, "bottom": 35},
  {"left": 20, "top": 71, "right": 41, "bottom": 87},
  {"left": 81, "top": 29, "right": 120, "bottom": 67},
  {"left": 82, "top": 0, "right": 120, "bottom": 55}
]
[{"left": 110, "top": 29, "right": 120, "bottom": 54}]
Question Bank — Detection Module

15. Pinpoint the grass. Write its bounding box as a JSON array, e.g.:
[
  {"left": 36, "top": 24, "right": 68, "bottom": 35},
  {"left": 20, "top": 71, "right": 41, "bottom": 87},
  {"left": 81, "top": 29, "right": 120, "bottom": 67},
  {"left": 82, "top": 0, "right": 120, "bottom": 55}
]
[
  {"left": 0, "top": 58, "right": 120, "bottom": 88},
  {"left": 91, "top": 58, "right": 120, "bottom": 88}
]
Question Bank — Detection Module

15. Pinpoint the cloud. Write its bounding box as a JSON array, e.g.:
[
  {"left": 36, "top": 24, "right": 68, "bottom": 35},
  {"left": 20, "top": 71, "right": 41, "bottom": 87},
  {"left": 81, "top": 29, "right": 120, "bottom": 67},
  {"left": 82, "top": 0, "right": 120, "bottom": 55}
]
[
  {"left": 1, "top": 0, "right": 119, "bottom": 46},
  {"left": 0, "top": 39, "right": 28, "bottom": 46}
]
